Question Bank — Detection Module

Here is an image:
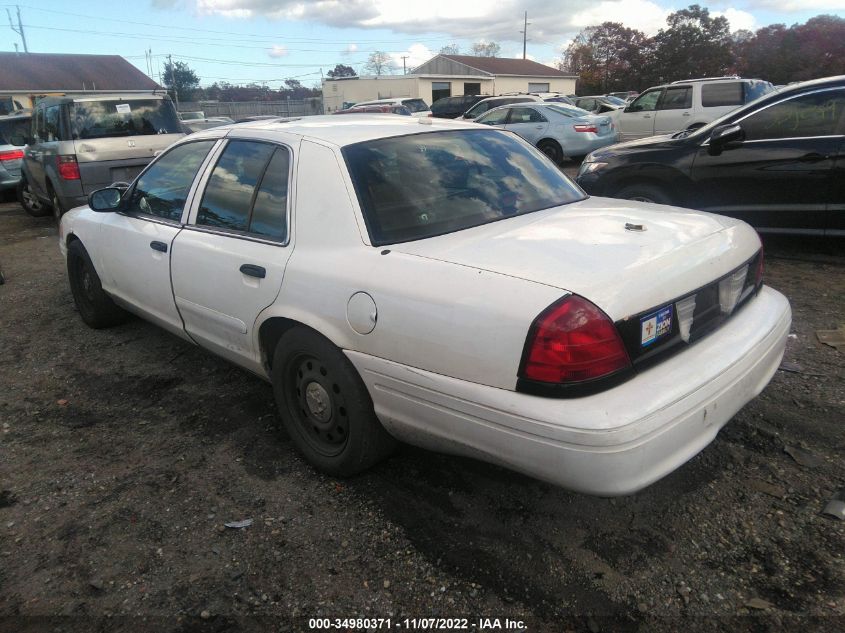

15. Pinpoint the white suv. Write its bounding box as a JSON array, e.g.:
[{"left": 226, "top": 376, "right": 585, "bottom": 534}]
[{"left": 615, "top": 77, "right": 774, "bottom": 141}]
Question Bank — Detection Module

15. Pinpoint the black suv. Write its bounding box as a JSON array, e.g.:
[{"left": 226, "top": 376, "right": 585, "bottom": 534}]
[
  {"left": 430, "top": 95, "right": 485, "bottom": 119},
  {"left": 576, "top": 75, "right": 845, "bottom": 235}
]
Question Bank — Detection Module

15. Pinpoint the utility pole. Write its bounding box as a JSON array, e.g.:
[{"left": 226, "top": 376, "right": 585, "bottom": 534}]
[
  {"left": 401, "top": 55, "right": 409, "bottom": 75},
  {"left": 6, "top": 5, "right": 28, "bottom": 52},
  {"left": 520, "top": 11, "right": 530, "bottom": 60},
  {"left": 167, "top": 54, "right": 179, "bottom": 109}
]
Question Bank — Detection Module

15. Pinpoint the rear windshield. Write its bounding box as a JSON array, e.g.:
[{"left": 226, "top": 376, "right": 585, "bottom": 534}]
[
  {"left": 0, "top": 117, "right": 30, "bottom": 145},
  {"left": 343, "top": 129, "right": 585, "bottom": 246},
  {"left": 70, "top": 99, "right": 182, "bottom": 139},
  {"left": 401, "top": 99, "right": 429, "bottom": 113},
  {"left": 745, "top": 81, "right": 774, "bottom": 103},
  {"left": 547, "top": 104, "right": 592, "bottom": 118}
]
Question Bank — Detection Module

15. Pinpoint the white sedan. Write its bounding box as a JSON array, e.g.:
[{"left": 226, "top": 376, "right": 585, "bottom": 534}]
[{"left": 59, "top": 115, "right": 791, "bottom": 496}]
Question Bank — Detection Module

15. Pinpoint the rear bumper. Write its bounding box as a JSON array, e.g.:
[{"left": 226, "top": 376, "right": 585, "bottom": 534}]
[{"left": 347, "top": 286, "right": 791, "bottom": 495}]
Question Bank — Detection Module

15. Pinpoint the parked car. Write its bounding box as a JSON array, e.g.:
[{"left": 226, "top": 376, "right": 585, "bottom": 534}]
[
  {"left": 181, "top": 116, "right": 235, "bottom": 134},
  {"left": 614, "top": 76, "right": 774, "bottom": 141},
  {"left": 573, "top": 95, "right": 626, "bottom": 114},
  {"left": 334, "top": 104, "right": 412, "bottom": 116},
  {"left": 0, "top": 113, "right": 30, "bottom": 195},
  {"left": 352, "top": 98, "right": 431, "bottom": 117},
  {"left": 460, "top": 95, "right": 543, "bottom": 120},
  {"left": 608, "top": 91, "right": 639, "bottom": 102},
  {"left": 18, "top": 93, "right": 185, "bottom": 221},
  {"left": 178, "top": 111, "right": 205, "bottom": 121},
  {"left": 475, "top": 103, "right": 616, "bottom": 164},
  {"left": 430, "top": 95, "right": 486, "bottom": 119},
  {"left": 58, "top": 114, "right": 790, "bottom": 495},
  {"left": 234, "top": 115, "right": 283, "bottom": 123},
  {"left": 576, "top": 75, "right": 845, "bottom": 235}
]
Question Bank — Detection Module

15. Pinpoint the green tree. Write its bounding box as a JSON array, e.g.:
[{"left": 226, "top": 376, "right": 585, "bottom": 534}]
[
  {"left": 162, "top": 60, "right": 200, "bottom": 102},
  {"left": 651, "top": 5, "right": 733, "bottom": 81},
  {"left": 363, "top": 51, "right": 396, "bottom": 76},
  {"left": 563, "top": 22, "right": 651, "bottom": 93},
  {"left": 327, "top": 64, "right": 356, "bottom": 78},
  {"left": 471, "top": 41, "right": 500, "bottom": 57}
]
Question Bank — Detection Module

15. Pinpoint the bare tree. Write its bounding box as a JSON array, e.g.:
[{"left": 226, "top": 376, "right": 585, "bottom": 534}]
[
  {"left": 471, "top": 41, "right": 501, "bottom": 57},
  {"left": 364, "top": 51, "right": 396, "bottom": 76},
  {"left": 440, "top": 43, "right": 460, "bottom": 55}
]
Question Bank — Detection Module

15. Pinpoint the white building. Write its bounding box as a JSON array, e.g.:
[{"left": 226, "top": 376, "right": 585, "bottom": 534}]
[{"left": 322, "top": 54, "right": 578, "bottom": 113}]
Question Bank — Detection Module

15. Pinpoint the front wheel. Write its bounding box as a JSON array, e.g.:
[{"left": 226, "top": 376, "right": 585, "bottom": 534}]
[
  {"left": 615, "top": 183, "right": 673, "bottom": 206},
  {"left": 17, "top": 179, "right": 50, "bottom": 217},
  {"left": 67, "top": 240, "right": 129, "bottom": 329},
  {"left": 271, "top": 327, "right": 396, "bottom": 476}
]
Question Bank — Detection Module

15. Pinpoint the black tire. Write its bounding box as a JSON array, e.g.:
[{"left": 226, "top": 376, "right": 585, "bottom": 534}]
[
  {"left": 48, "top": 184, "right": 65, "bottom": 224},
  {"left": 537, "top": 139, "right": 563, "bottom": 165},
  {"left": 66, "top": 240, "right": 129, "bottom": 329},
  {"left": 17, "top": 178, "right": 50, "bottom": 217},
  {"left": 615, "top": 183, "right": 674, "bottom": 205},
  {"left": 569, "top": 154, "right": 586, "bottom": 164},
  {"left": 271, "top": 327, "right": 396, "bottom": 476}
]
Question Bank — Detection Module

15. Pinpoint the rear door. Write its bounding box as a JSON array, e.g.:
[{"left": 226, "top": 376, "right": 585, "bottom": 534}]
[
  {"left": 504, "top": 106, "right": 549, "bottom": 144},
  {"left": 25, "top": 104, "right": 62, "bottom": 195},
  {"left": 617, "top": 88, "right": 662, "bottom": 140},
  {"left": 171, "top": 137, "right": 295, "bottom": 368},
  {"left": 690, "top": 86, "right": 844, "bottom": 232},
  {"left": 653, "top": 85, "right": 693, "bottom": 135},
  {"left": 96, "top": 139, "right": 219, "bottom": 336}
]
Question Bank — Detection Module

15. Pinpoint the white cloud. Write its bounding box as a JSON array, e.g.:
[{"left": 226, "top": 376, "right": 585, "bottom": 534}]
[
  {"left": 343, "top": 43, "right": 359, "bottom": 55},
  {"left": 571, "top": 0, "right": 669, "bottom": 35},
  {"left": 751, "top": 0, "right": 845, "bottom": 11},
  {"left": 713, "top": 8, "right": 757, "bottom": 32},
  {"left": 391, "top": 43, "right": 434, "bottom": 72},
  {"left": 268, "top": 44, "right": 288, "bottom": 58}
]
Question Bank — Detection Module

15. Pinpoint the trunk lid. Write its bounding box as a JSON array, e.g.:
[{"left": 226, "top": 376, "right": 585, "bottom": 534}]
[{"left": 392, "top": 196, "right": 761, "bottom": 320}]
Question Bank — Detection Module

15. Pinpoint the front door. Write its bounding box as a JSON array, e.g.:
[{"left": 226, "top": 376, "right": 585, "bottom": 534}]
[
  {"left": 690, "top": 87, "right": 845, "bottom": 232},
  {"left": 97, "top": 139, "right": 218, "bottom": 336},
  {"left": 171, "top": 139, "right": 295, "bottom": 370},
  {"left": 617, "top": 88, "right": 662, "bottom": 141}
]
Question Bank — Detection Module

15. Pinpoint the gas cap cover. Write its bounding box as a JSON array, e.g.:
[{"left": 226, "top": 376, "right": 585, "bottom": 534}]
[{"left": 347, "top": 292, "right": 377, "bottom": 335}]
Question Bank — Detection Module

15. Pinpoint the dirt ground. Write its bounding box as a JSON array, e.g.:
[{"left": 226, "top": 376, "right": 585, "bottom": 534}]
[{"left": 1, "top": 193, "right": 843, "bottom": 633}]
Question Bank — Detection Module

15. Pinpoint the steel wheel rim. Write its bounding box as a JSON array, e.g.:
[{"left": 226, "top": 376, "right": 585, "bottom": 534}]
[{"left": 285, "top": 353, "right": 349, "bottom": 457}]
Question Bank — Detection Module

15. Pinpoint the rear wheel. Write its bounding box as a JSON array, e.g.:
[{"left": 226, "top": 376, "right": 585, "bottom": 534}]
[
  {"left": 49, "top": 185, "right": 65, "bottom": 224},
  {"left": 67, "top": 240, "right": 129, "bottom": 328},
  {"left": 17, "top": 178, "right": 49, "bottom": 217},
  {"left": 537, "top": 139, "right": 563, "bottom": 165},
  {"left": 615, "top": 183, "right": 673, "bottom": 205},
  {"left": 271, "top": 327, "right": 396, "bottom": 476}
]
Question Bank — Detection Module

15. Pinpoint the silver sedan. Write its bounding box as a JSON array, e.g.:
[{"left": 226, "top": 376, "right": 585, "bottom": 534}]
[{"left": 475, "top": 103, "right": 618, "bottom": 164}]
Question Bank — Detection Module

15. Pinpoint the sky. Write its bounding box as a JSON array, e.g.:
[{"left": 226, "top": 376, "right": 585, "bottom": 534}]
[{"left": 1, "top": 1, "right": 842, "bottom": 89}]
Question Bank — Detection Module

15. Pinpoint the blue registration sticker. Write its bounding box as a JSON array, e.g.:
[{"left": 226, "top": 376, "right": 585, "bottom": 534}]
[{"left": 640, "top": 305, "right": 673, "bottom": 347}]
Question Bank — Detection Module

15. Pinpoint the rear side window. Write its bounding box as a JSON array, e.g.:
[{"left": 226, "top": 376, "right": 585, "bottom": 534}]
[
  {"left": 701, "top": 83, "right": 744, "bottom": 107},
  {"left": 659, "top": 86, "right": 692, "bottom": 110},
  {"left": 0, "top": 117, "right": 30, "bottom": 145},
  {"left": 45, "top": 105, "right": 62, "bottom": 141},
  {"left": 124, "top": 140, "right": 216, "bottom": 222},
  {"left": 508, "top": 107, "right": 546, "bottom": 123},
  {"left": 197, "top": 140, "right": 290, "bottom": 240},
  {"left": 741, "top": 90, "right": 845, "bottom": 141},
  {"left": 70, "top": 99, "right": 182, "bottom": 139},
  {"left": 343, "top": 129, "right": 585, "bottom": 246}
]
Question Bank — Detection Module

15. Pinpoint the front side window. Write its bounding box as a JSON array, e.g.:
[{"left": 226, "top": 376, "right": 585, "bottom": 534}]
[
  {"left": 508, "top": 107, "right": 547, "bottom": 123},
  {"left": 740, "top": 90, "right": 845, "bottom": 141},
  {"left": 659, "top": 86, "right": 692, "bottom": 110},
  {"left": 343, "top": 129, "right": 585, "bottom": 246},
  {"left": 123, "top": 140, "right": 216, "bottom": 222},
  {"left": 701, "top": 82, "right": 744, "bottom": 108},
  {"left": 476, "top": 108, "right": 510, "bottom": 125},
  {"left": 629, "top": 89, "right": 661, "bottom": 112},
  {"left": 197, "top": 140, "right": 290, "bottom": 240},
  {"left": 70, "top": 99, "right": 182, "bottom": 139}
]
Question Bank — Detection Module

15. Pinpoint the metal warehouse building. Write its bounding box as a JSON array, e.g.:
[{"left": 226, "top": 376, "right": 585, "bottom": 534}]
[{"left": 322, "top": 54, "right": 578, "bottom": 112}]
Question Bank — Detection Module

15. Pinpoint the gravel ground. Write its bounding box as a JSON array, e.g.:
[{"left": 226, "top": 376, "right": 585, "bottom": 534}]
[{"left": 0, "top": 194, "right": 843, "bottom": 633}]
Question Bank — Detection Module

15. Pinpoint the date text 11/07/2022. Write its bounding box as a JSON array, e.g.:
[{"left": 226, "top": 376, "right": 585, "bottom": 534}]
[{"left": 307, "top": 617, "right": 527, "bottom": 630}]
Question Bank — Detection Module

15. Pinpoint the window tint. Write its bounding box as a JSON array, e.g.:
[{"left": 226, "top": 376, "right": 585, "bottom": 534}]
[
  {"left": 45, "top": 105, "right": 61, "bottom": 141},
  {"left": 343, "top": 129, "right": 585, "bottom": 246},
  {"left": 659, "top": 86, "right": 692, "bottom": 110},
  {"left": 124, "top": 140, "right": 215, "bottom": 222},
  {"left": 508, "top": 107, "right": 546, "bottom": 123},
  {"left": 741, "top": 90, "right": 845, "bottom": 141},
  {"left": 249, "top": 148, "right": 290, "bottom": 240},
  {"left": 70, "top": 99, "right": 182, "bottom": 139},
  {"left": 547, "top": 104, "right": 591, "bottom": 118},
  {"left": 198, "top": 140, "right": 276, "bottom": 231},
  {"left": 629, "top": 90, "right": 661, "bottom": 112},
  {"left": 745, "top": 81, "right": 774, "bottom": 103},
  {"left": 0, "top": 117, "right": 30, "bottom": 145},
  {"left": 477, "top": 108, "right": 510, "bottom": 125},
  {"left": 701, "top": 82, "right": 743, "bottom": 107}
]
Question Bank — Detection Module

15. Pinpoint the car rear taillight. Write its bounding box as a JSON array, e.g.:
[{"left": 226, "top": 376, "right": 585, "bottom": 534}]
[
  {"left": 57, "top": 155, "right": 80, "bottom": 180},
  {"left": 0, "top": 149, "right": 24, "bottom": 161},
  {"left": 573, "top": 124, "right": 599, "bottom": 133},
  {"left": 520, "top": 295, "right": 631, "bottom": 384}
]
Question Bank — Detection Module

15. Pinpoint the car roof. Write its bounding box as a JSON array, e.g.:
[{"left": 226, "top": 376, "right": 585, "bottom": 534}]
[{"left": 187, "top": 114, "right": 482, "bottom": 148}]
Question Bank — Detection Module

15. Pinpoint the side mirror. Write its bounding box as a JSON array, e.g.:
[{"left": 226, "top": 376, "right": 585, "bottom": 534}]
[
  {"left": 88, "top": 187, "right": 123, "bottom": 212},
  {"left": 708, "top": 124, "right": 744, "bottom": 156}
]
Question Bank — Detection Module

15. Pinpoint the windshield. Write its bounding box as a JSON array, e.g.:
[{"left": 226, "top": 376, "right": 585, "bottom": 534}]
[
  {"left": 603, "top": 95, "right": 627, "bottom": 106},
  {"left": 546, "top": 104, "right": 592, "bottom": 118},
  {"left": 401, "top": 99, "right": 429, "bottom": 113},
  {"left": 0, "top": 117, "right": 30, "bottom": 145},
  {"left": 70, "top": 99, "right": 182, "bottom": 139},
  {"left": 343, "top": 129, "right": 585, "bottom": 246},
  {"left": 180, "top": 111, "right": 205, "bottom": 120}
]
